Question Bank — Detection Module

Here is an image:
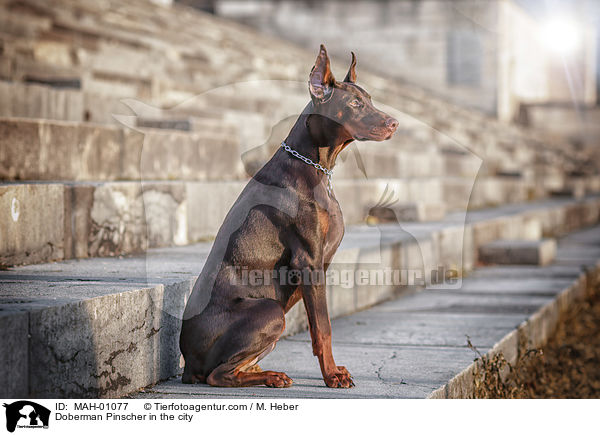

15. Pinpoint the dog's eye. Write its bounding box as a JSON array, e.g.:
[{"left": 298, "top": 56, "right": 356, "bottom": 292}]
[{"left": 349, "top": 99, "right": 362, "bottom": 108}]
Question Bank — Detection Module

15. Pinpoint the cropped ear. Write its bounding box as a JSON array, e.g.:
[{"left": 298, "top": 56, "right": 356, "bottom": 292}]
[
  {"left": 344, "top": 52, "right": 357, "bottom": 83},
  {"left": 309, "top": 44, "right": 335, "bottom": 103}
]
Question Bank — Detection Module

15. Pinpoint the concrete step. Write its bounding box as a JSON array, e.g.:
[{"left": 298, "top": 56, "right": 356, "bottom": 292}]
[
  {"left": 0, "top": 0, "right": 593, "bottom": 182},
  {"left": 334, "top": 178, "right": 445, "bottom": 224},
  {"left": 0, "top": 108, "right": 485, "bottom": 187},
  {"left": 0, "top": 80, "right": 132, "bottom": 125},
  {"left": 0, "top": 80, "right": 84, "bottom": 123},
  {"left": 1, "top": 36, "right": 592, "bottom": 190},
  {"left": 0, "top": 179, "right": 443, "bottom": 266},
  {"left": 1, "top": 199, "right": 600, "bottom": 398},
  {"left": 0, "top": 180, "right": 240, "bottom": 267},
  {"left": 1, "top": 23, "right": 584, "bottom": 186},
  {"left": 2, "top": 175, "right": 600, "bottom": 267},
  {"left": 134, "top": 227, "right": 600, "bottom": 398},
  {"left": 478, "top": 239, "right": 557, "bottom": 266},
  {"left": 0, "top": 117, "right": 245, "bottom": 182},
  {"left": 444, "top": 176, "right": 535, "bottom": 210}
]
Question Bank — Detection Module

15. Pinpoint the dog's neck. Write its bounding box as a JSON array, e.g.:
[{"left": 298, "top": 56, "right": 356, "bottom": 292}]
[{"left": 284, "top": 103, "right": 353, "bottom": 171}]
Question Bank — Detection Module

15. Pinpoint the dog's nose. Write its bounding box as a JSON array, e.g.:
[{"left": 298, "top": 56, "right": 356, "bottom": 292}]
[{"left": 386, "top": 117, "right": 398, "bottom": 131}]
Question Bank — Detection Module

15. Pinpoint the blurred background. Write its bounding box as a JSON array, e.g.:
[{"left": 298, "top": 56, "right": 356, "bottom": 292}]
[{"left": 209, "top": 0, "right": 600, "bottom": 142}]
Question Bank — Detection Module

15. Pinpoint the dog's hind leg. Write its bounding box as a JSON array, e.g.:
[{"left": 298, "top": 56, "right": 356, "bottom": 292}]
[{"left": 205, "top": 298, "right": 292, "bottom": 388}]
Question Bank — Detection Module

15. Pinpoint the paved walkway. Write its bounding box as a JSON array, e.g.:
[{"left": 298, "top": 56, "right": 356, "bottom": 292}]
[{"left": 132, "top": 225, "right": 600, "bottom": 399}]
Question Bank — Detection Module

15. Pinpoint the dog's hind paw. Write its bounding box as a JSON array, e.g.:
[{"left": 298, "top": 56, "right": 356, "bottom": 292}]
[{"left": 263, "top": 371, "right": 293, "bottom": 388}]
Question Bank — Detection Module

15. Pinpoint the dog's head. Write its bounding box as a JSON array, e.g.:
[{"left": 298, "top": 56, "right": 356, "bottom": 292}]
[{"left": 308, "top": 44, "right": 398, "bottom": 142}]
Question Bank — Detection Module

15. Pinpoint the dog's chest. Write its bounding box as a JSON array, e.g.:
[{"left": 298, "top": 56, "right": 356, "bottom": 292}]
[{"left": 321, "top": 199, "right": 344, "bottom": 262}]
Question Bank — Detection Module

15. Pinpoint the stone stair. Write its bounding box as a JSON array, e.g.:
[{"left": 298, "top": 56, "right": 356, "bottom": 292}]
[
  {"left": 0, "top": 0, "right": 596, "bottom": 187},
  {"left": 5, "top": 112, "right": 586, "bottom": 267},
  {"left": 1, "top": 0, "right": 600, "bottom": 400},
  {"left": 131, "top": 225, "right": 600, "bottom": 399},
  {"left": 2, "top": 197, "right": 599, "bottom": 398}
]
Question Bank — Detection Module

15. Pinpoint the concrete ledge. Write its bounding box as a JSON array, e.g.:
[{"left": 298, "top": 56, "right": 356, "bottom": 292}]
[
  {"left": 28, "top": 281, "right": 192, "bottom": 398},
  {"left": 478, "top": 239, "right": 557, "bottom": 266},
  {"left": 3, "top": 180, "right": 600, "bottom": 270},
  {"left": 0, "top": 311, "right": 28, "bottom": 397},
  {"left": 429, "top": 265, "right": 599, "bottom": 399},
  {"left": 0, "top": 183, "right": 65, "bottom": 267},
  {"left": 131, "top": 226, "right": 600, "bottom": 399},
  {"left": 1, "top": 183, "right": 599, "bottom": 269},
  {"left": 0, "top": 80, "right": 84, "bottom": 123},
  {"left": 2, "top": 198, "right": 600, "bottom": 397},
  {"left": 0, "top": 117, "right": 245, "bottom": 182}
]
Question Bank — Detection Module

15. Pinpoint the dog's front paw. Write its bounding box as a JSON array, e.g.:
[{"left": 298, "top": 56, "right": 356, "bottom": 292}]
[{"left": 324, "top": 367, "right": 354, "bottom": 388}]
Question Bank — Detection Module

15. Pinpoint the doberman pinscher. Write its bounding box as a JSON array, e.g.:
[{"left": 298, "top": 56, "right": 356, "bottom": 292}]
[{"left": 180, "top": 44, "right": 398, "bottom": 388}]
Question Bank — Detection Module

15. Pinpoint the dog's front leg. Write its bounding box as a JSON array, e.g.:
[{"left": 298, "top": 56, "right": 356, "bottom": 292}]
[{"left": 294, "top": 261, "right": 354, "bottom": 388}]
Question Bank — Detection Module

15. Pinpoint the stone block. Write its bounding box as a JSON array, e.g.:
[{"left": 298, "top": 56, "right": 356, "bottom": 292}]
[
  {"left": 336, "top": 178, "right": 443, "bottom": 225},
  {"left": 283, "top": 302, "right": 308, "bottom": 338},
  {"left": 0, "top": 118, "right": 43, "bottom": 180},
  {"left": 0, "top": 81, "right": 84, "bottom": 122},
  {"left": 478, "top": 238, "right": 557, "bottom": 266},
  {"left": 63, "top": 184, "right": 95, "bottom": 259},
  {"left": 521, "top": 215, "right": 542, "bottom": 240},
  {"left": 75, "top": 124, "right": 125, "bottom": 181},
  {"left": 334, "top": 147, "right": 444, "bottom": 179},
  {"left": 85, "top": 182, "right": 147, "bottom": 257},
  {"left": 82, "top": 181, "right": 189, "bottom": 255},
  {"left": 354, "top": 244, "right": 398, "bottom": 309},
  {"left": 139, "top": 128, "right": 244, "bottom": 181},
  {"left": 471, "top": 219, "right": 502, "bottom": 250},
  {"left": 0, "top": 118, "right": 126, "bottom": 181},
  {"left": 327, "top": 262, "right": 357, "bottom": 318},
  {"left": 498, "top": 215, "right": 524, "bottom": 240},
  {"left": 0, "top": 312, "right": 29, "bottom": 398},
  {"left": 186, "top": 181, "right": 245, "bottom": 241},
  {"left": 64, "top": 181, "right": 188, "bottom": 257},
  {"left": 121, "top": 129, "right": 144, "bottom": 180},
  {"left": 443, "top": 152, "right": 481, "bottom": 177},
  {"left": 0, "top": 184, "right": 64, "bottom": 267},
  {"left": 142, "top": 182, "right": 188, "bottom": 247},
  {"left": 28, "top": 280, "right": 191, "bottom": 398},
  {"left": 0, "top": 117, "right": 244, "bottom": 183},
  {"left": 437, "top": 225, "right": 473, "bottom": 276},
  {"left": 442, "top": 177, "right": 475, "bottom": 211},
  {"left": 83, "top": 93, "right": 132, "bottom": 124}
]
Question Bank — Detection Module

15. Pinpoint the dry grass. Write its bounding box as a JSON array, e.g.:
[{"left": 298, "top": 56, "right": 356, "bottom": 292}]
[{"left": 470, "top": 285, "right": 600, "bottom": 398}]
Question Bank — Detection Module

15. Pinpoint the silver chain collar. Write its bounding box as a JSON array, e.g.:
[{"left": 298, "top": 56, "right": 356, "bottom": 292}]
[{"left": 280, "top": 141, "right": 333, "bottom": 195}]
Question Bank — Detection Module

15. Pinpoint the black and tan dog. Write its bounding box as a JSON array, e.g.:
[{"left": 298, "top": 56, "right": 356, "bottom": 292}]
[{"left": 180, "top": 45, "right": 398, "bottom": 388}]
